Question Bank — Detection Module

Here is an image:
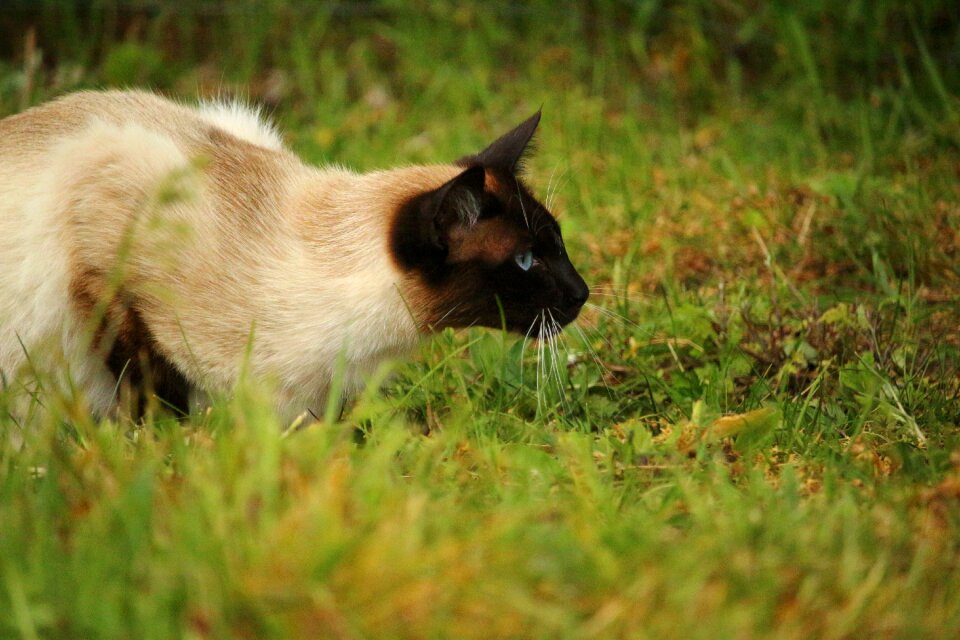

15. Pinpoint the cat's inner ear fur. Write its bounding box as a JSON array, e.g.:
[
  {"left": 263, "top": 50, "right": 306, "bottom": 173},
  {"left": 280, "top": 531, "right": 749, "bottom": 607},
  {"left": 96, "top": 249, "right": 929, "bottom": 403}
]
[
  {"left": 417, "top": 165, "right": 522, "bottom": 266},
  {"left": 458, "top": 110, "right": 541, "bottom": 174},
  {"left": 421, "top": 164, "right": 486, "bottom": 250},
  {"left": 435, "top": 164, "right": 485, "bottom": 233}
]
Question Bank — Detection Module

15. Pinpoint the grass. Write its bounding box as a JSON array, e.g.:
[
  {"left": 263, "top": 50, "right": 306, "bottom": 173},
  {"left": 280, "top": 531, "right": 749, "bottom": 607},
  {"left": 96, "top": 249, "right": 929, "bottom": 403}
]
[{"left": 1, "top": 2, "right": 959, "bottom": 638}]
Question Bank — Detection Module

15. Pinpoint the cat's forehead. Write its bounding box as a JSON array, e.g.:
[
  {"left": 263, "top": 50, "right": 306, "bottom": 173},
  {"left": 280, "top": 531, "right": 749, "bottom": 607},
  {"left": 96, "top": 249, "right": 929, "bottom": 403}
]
[
  {"left": 484, "top": 169, "right": 558, "bottom": 237},
  {"left": 447, "top": 216, "right": 522, "bottom": 264},
  {"left": 447, "top": 170, "right": 555, "bottom": 265}
]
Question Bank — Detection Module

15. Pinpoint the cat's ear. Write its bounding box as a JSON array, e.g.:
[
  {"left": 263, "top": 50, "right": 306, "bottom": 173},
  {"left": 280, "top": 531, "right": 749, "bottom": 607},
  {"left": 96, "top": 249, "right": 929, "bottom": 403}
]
[
  {"left": 425, "top": 165, "right": 486, "bottom": 247},
  {"left": 460, "top": 110, "right": 541, "bottom": 175}
]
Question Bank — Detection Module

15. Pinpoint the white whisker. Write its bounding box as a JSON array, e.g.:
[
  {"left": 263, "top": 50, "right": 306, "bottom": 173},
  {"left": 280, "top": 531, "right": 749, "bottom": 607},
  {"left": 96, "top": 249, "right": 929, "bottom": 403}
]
[
  {"left": 572, "top": 323, "right": 612, "bottom": 373},
  {"left": 546, "top": 309, "right": 566, "bottom": 403},
  {"left": 532, "top": 209, "right": 551, "bottom": 237},
  {"left": 571, "top": 323, "right": 616, "bottom": 397},
  {"left": 545, "top": 164, "right": 567, "bottom": 212},
  {"left": 544, "top": 164, "right": 558, "bottom": 211},
  {"left": 576, "top": 321, "right": 619, "bottom": 357},
  {"left": 516, "top": 181, "right": 530, "bottom": 230},
  {"left": 519, "top": 315, "right": 538, "bottom": 391},
  {"left": 545, "top": 310, "right": 557, "bottom": 390},
  {"left": 536, "top": 311, "right": 546, "bottom": 415},
  {"left": 588, "top": 291, "right": 653, "bottom": 304},
  {"left": 434, "top": 302, "right": 462, "bottom": 327},
  {"left": 554, "top": 173, "right": 570, "bottom": 212},
  {"left": 585, "top": 302, "right": 655, "bottom": 338}
]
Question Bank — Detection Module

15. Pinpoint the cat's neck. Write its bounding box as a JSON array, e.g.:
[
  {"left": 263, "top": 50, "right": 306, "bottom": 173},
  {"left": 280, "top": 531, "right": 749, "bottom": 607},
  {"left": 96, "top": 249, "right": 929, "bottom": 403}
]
[{"left": 252, "top": 164, "right": 462, "bottom": 411}]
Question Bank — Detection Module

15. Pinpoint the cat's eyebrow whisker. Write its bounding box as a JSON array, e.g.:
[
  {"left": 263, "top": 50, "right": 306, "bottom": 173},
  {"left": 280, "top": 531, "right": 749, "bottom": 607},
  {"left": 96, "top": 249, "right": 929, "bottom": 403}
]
[
  {"left": 545, "top": 164, "right": 568, "bottom": 212},
  {"left": 545, "top": 166, "right": 563, "bottom": 213},
  {"left": 550, "top": 174, "right": 571, "bottom": 216},
  {"left": 516, "top": 181, "right": 530, "bottom": 230},
  {"left": 545, "top": 164, "right": 559, "bottom": 211},
  {"left": 531, "top": 208, "right": 551, "bottom": 237}
]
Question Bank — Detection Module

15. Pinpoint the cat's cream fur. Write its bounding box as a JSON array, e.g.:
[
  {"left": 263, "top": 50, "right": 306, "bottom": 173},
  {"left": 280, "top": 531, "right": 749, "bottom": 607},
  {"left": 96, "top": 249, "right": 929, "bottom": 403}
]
[{"left": 0, "top": 90, "right": 461, "bottom": 418}]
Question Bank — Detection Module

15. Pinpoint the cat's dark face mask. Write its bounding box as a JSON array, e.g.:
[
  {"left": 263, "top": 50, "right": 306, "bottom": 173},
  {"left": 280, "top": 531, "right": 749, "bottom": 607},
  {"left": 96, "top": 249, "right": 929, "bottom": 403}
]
[{"left": 391, "top": 111, "right": 589, "bottom": 338}]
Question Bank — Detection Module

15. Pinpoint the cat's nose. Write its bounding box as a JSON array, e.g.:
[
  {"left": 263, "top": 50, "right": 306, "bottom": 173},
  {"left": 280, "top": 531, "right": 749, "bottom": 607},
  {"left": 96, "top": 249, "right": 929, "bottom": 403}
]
[{"left": 569, "top": 280, "right": 589, "bottom": 308}]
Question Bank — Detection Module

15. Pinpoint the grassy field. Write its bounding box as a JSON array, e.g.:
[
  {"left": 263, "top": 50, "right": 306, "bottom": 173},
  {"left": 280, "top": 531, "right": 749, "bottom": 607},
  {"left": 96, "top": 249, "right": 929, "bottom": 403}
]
[{"left": 1, "top": 2, "right": 959, "bottom": 638}]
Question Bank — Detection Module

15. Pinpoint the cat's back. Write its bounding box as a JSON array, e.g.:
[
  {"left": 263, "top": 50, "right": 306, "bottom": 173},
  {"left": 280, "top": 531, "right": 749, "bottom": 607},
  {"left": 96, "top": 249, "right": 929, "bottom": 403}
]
[
  {"left": 0, "top": 90, "right": 290, "bottom": 251},
  {"left": 2, "top": 91, "right": 177, "bottom": 156},
  {"left": 0, "top": 89, "right": 283, "bottom": 158}
]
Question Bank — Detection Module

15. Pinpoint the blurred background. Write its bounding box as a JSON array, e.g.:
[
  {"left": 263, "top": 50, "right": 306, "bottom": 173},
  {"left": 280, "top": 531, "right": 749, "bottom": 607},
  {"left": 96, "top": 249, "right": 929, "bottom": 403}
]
[
  {"left": 1, "top": 1, "right": 956, "bottom": 141},
  {"left": 1, "top": 7, "right": 959, "bottom": 636},
  {"left": 1, "top": 1, "right": 957, "bottom": 401}
]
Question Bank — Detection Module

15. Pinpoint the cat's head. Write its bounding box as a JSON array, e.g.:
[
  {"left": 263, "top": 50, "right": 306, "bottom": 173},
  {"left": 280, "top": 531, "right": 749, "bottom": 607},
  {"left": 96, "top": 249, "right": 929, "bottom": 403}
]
[{"left": 391, "top": 111, "right": 588, "bottom": 338}]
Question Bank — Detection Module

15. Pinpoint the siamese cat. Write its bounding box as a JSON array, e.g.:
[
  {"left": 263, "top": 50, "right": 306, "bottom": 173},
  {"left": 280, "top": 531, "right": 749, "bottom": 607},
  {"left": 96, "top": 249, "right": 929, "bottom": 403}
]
[{"left": 0, "top": 90, "right": 588, "bottom": 420}]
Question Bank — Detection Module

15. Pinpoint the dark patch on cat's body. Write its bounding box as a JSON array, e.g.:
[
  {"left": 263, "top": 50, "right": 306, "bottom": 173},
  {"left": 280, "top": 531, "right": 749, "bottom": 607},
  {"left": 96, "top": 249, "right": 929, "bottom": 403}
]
[
  {"left": 102, "top": 306, "right": 191, "bottom": 418},
  {"left": 69, "top": 269, "right": 190, "bottom": 417},
  {"left": 389, "top": 111, "right": 588, "bottom": 337}
]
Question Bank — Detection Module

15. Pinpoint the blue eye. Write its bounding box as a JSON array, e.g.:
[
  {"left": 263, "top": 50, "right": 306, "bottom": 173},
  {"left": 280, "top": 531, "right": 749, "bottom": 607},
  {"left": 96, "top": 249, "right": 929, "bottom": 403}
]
[{"left": 514, "top": 249, "right": 534, "bottom": 271}]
